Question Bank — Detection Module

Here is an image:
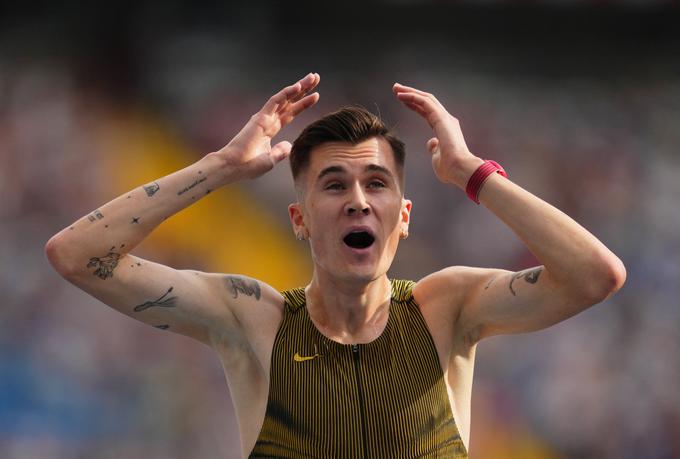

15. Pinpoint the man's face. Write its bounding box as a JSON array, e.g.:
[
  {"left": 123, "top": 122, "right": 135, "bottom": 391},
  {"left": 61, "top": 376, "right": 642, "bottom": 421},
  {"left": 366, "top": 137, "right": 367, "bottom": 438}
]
[{"left": 289, "top": 137, "right": 411, "bottom": 284}]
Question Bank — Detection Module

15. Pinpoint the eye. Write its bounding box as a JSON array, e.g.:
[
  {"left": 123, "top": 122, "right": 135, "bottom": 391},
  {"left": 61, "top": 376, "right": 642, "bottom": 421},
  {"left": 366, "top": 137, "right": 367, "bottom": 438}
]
[
  {"left": 325, "top": 182, "right": 344, "bottom": 190},
  {"left": 368, "top": 180, "right": 386, "bottom": 189}
]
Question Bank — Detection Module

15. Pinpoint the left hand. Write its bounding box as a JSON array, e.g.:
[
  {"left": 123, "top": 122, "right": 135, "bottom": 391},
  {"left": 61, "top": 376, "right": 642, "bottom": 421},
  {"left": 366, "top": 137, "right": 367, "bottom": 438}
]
[{"left": 393, "top": 83, "right": 483, "bottom": 189}]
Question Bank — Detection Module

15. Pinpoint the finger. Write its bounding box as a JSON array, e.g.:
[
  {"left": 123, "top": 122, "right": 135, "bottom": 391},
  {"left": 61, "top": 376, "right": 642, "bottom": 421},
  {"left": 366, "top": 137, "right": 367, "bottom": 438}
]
[
  {"left": 404, "top": 101, "right": 428, "bottom": 118},
  {"left": 270, "top": 140, "right": 292, "bottom": 163},
  {"left": 284, "top": 73, "right": 319, "bottom": 106},
  {"left": 262, "top": 82, "right": 302, "bottom": 115},
  {"left": 262, "top": 73, "right": 316, "bottom": 114},
  {"left": 394, "top": 83, "right": 446, "bottom": 112},
  {"left": 426, "top": 137, "right": 439, "bottom": 153},
  {"left": 393, "top": 82, "right": 431, "bottom": 98},
  {"left": 290, "top": 73, "right": 321, "bottom": 104},
  {"left": 287, "top": 92, "right": 320, "bottom": 118},
  {"left": 397, "top": 92, "right": 435, "bottom": 114},
  {"left": 397, "top": 93, "right": 429, "bottom": 118}
]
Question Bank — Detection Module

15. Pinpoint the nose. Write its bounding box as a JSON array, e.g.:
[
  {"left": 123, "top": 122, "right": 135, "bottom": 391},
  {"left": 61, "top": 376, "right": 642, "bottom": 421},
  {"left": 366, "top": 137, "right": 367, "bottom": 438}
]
[{"left": 345, "top": 183, "right": 370, "bottom": 216}]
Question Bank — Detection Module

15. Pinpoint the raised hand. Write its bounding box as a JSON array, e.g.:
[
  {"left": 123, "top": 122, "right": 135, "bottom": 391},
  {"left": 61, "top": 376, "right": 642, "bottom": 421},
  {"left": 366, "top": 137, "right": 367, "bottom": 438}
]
[
  {"left": 393, "top": 83, "right": 483, "bottom": 189},
  {"left": 220, "top": 73, "right": 320, "bottom": 181}
]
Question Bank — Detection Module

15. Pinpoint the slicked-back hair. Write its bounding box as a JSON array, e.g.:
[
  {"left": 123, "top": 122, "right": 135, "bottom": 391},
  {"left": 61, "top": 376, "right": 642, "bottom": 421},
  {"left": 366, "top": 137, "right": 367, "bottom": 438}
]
[{"left": 289, "top": 106, "right": 406, "bottom": 190}]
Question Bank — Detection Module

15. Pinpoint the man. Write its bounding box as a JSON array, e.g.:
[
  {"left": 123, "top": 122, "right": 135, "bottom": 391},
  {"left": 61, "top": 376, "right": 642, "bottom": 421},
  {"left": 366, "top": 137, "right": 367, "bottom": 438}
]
[{"left": 45, "top": 73, "right": 626, "bottom": 458}]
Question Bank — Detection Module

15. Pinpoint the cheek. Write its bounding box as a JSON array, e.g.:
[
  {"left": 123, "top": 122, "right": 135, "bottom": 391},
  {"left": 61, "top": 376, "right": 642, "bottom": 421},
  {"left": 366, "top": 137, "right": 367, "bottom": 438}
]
[{"left": 383, "top": 201, "right": 404, "bottom": 230}]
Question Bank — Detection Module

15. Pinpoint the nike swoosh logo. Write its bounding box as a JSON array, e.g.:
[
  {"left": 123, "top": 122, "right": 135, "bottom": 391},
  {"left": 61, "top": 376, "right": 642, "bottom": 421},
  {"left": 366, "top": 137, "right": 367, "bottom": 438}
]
[
  {"left": 293, "top": 344, "right": 322, "bottom": 362},
  {"left": 293, "top": 352, "right": 320, "bottom": 362}
]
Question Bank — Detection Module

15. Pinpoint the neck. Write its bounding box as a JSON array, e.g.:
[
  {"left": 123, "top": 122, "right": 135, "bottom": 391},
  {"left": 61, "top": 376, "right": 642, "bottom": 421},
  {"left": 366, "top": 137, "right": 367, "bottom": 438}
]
[{"left": 305, "top": 271, "right": 392, "bottom": 344}]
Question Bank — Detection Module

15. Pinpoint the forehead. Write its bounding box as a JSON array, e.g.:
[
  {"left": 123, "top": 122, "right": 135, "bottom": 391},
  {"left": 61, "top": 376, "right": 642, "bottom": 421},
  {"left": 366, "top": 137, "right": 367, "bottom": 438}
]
[{"left": 306, "top": 137, "right": 398, "bottom": 178}]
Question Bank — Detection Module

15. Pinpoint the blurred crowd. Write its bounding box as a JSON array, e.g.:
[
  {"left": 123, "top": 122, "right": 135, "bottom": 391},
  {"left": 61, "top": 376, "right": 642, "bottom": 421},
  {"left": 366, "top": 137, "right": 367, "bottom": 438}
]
[{"left": 2, "top": 3, "right": 680, "bottom": 458}]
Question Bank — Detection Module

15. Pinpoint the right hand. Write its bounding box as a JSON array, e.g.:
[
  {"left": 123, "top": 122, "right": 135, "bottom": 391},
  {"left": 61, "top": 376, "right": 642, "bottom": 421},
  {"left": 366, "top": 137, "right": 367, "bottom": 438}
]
[{"left": 220, "top": 73, "right": 320, "bottom": 181}]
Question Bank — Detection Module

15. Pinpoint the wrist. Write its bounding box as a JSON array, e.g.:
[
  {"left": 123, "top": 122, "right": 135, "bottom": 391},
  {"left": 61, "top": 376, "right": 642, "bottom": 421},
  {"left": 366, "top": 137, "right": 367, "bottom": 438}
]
[
  {"left": 205, "top": 148, "right": 241, "bottom": 185},
  {"left": 465, "top": 159, "right": 508, "bottom": 204},
  {"left": 451, "top": 156, "right": 485, "bottom": 189}
]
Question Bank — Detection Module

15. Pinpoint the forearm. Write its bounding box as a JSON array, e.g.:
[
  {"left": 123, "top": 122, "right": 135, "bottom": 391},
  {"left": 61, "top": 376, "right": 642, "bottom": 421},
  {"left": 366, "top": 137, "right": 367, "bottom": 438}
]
[
  {"left": 475, "top": 171, "right": 626, "bottom": 300},
  {"left": 46, "top": 151, "right": 233, "bottom": 276}
]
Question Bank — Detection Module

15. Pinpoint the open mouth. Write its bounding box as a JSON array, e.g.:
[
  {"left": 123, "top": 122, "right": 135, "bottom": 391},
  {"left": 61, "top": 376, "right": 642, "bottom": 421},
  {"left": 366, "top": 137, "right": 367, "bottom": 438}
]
[{"left": 343, "top": 231, "right": 375, "bottom": 249}]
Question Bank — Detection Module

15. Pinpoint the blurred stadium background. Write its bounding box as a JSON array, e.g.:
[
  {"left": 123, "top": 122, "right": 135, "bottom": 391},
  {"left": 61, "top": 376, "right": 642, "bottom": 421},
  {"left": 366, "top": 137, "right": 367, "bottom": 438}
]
[{"left": 2, "top": 1, "right": 679, "bottom": 458}]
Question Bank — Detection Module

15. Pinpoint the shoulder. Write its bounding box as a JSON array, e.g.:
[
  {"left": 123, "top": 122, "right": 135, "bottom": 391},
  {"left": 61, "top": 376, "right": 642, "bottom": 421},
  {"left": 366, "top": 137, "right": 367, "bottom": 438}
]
[{"left": 206, "top": 274, "right": 286, "bottom": 343}]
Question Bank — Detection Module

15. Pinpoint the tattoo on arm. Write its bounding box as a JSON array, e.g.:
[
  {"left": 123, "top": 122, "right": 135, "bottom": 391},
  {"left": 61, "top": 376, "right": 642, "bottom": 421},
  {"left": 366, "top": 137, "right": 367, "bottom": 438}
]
[
  {"left": 133, "top": 286, "right": 178, "bottom": 312},
  {"left": 226, "top": 276, "right": 261, "bottom": 300},
  {"left": 87, "top": 209, "right": 104, "bottom": 222},
  {"left": 508, "top": 267, "right": 543, "bottom": 296},
  {"left": 131, "top": 217, "right": 140, "bottom": 224},
  {"left": 154, "top": 324, "right": 170, "bottom": 330},
  {"left": 86, "top": 246, "right": 123, "bottom": 279},
  {"left": 143, "top": 181, "right": 160, "bottom": 197},
  {"left": 177, "top": 176, "right": 207, "bottom": 196}
]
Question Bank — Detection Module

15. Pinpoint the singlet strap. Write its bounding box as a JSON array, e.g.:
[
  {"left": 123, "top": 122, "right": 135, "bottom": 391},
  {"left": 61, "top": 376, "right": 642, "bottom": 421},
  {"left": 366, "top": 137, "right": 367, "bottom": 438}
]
[
  {"left": 390, "top": 278, "right": 416, "bottom": 303},
  {"left": 281, "top": 287, "right": 306, "bottom": 313}
]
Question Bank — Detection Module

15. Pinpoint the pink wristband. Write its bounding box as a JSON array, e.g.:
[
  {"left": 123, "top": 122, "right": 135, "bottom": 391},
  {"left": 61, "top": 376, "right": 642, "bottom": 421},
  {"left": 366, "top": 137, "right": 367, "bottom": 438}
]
[{"left": 465, "top": 160, "right": 507, "bottom": 204}]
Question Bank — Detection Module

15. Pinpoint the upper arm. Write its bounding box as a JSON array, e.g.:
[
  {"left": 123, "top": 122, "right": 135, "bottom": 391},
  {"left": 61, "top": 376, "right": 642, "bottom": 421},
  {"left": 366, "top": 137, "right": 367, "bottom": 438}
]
[
  {"left": 59, "top": 251, "right": 283, "bottom": 348},
  {"left": 416, "top": 265, "right": 596, "bottom": 345}
]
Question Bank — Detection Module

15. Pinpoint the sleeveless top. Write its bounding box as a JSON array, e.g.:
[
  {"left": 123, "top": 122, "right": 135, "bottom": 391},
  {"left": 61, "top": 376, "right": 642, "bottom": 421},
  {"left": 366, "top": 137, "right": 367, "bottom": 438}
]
[{"left": 249, "top": 279, "right": 468, "bottom": 458}]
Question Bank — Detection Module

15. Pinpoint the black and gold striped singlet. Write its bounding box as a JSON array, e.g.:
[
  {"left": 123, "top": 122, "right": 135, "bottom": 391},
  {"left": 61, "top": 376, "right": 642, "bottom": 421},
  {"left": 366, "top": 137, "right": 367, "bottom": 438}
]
[{"left": 249, "top": 279, "right": 468, "bottom": 458}]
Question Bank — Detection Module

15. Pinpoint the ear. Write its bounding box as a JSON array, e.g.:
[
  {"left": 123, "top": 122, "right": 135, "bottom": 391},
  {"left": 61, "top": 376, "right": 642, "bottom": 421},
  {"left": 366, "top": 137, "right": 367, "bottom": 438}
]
[
  {"left": 288, "top": 202, "right": 308, "bottom": 239},
  {"left": 400, "top": 198, "right": 412, "bottom": 232}
]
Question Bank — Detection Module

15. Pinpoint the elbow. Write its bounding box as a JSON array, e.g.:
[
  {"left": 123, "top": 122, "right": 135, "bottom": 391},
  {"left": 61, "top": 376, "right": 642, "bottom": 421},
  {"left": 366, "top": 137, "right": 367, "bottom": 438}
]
[
  {"left": 584, "top": 255, "right": 627, "bottom": 304},
  {"left": 45, "top": 236, "right": 79, "bottom": 279}
]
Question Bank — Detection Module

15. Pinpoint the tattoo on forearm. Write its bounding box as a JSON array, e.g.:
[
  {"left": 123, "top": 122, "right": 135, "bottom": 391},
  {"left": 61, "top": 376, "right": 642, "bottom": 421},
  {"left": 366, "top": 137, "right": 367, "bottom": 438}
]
[
  {"left": 133, "top": 286, "right": 177, "bottom": 312},
  {"left": 86, "top": 246, "right": 123, "bottom": 279},
  {"left": 226, "top": 276, "right": 261, "bottom": 300},
  {"left": 143, "top": 181, "right": 160, "bottom": 197},
  {"left": 508, "top": 267, "right": 543, "bottom": 296},
  {"left": 87, "top": 209, "right": 104, "bottom": 222},
  {"left": 131, "top": 217, "right": 140, "bottom": 224},
  {"left": 177, "top": 176, "right": 207, "bottom": 196},
  {"left": 154, "top": 324, "right": 170, "bottom": 330}
]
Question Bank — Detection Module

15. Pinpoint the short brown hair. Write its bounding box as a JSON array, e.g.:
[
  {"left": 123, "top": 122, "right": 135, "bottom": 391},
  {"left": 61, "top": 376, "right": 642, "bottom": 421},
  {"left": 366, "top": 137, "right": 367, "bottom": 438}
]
[{"left": 289, "top": 106, "right": 405, "bottom": 187}]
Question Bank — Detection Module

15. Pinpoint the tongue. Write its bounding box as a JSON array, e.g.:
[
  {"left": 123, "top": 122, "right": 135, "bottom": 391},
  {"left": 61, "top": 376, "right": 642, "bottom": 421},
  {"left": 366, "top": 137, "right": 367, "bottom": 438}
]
[{"left": 344, "top": 232, "right": 374, "bottom": 249}]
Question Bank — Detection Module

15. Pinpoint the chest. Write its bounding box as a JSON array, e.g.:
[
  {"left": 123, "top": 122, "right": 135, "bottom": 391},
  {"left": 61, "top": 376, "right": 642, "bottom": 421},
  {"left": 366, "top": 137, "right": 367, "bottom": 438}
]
[{"left": 250, "top": 301, "right": 468, "bottom": 458}]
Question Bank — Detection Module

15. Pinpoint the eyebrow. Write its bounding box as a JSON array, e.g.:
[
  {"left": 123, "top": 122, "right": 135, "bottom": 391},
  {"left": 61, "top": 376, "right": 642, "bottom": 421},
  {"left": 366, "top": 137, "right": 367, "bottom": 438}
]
[{"left": 316, "top": 164, "right": 395, "bottom": 182}]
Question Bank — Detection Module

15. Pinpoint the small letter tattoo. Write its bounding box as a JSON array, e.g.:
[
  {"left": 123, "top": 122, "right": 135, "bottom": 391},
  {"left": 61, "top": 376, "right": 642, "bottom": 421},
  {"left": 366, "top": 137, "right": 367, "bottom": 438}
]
[
  {"left": 226, "top": 276, "right": 261, "bottom": 300},
  {"left": 177, "top": 176, "right": 207, "bottom": 196},
  {"left": 87, "top": 209, "right": 104, "bottom": 222}
]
